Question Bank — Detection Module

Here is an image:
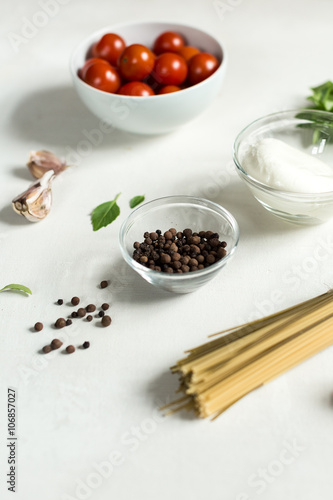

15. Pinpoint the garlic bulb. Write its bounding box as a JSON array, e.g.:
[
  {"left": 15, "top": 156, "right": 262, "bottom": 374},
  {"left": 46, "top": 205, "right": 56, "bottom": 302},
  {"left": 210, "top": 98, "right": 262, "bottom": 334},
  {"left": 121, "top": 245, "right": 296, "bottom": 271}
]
[
  {"left": 27, "top": 150, "right": 67, "bottom": 179},
  {"left": 12, "top": 170, "right": 55, "bottom": 222}
]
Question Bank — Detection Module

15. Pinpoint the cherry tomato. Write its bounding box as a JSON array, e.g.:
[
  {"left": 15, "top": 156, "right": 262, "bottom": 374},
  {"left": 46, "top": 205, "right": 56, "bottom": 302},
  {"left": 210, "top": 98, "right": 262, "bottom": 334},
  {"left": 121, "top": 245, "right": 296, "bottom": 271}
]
[
  {"left": 118, "top": 81, "right": 155, "bottom": 96},
  {"left": 153, "top": 31, "right": 185, "bottom": 55},
  {"left": 79, "top": 58, "right": 109, "bottom": 80},
  {"left": 154, "top": 53, "right": 188, "bottom": 86},
  {"left": 118, "top": 44, "right": 155, "bottom": 81},
  {"left": 158, "top": 85, "right": 181, "bottom": 94},
  {"left": 83, "top": 60, "right": 121, "bottom": 93},
  {"left": 188, "top": 53, "right": 219, "bottom": 85},
  {"left": 178, "top": 46, "right": 200, "bottom": 62},
  {"left": 91, "top": 33, "right": 126, "bottom": 66}
]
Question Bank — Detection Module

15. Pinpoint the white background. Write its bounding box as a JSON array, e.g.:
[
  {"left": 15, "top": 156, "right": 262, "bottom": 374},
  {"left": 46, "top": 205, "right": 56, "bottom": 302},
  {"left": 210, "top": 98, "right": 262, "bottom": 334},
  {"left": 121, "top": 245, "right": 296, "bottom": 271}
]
[{"left": 1, "top": 0, "right": 333, "bottom": 499}]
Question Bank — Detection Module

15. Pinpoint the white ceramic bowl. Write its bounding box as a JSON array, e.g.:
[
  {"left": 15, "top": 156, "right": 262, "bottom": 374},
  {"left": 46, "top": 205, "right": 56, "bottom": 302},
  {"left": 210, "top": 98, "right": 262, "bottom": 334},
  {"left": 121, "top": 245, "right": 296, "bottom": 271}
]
[
  {"left": 119, "top": 196, "right": 239, "bottom": 294},
  {"left": 70, "top": 21, "right": 226, "bottom": 134}
]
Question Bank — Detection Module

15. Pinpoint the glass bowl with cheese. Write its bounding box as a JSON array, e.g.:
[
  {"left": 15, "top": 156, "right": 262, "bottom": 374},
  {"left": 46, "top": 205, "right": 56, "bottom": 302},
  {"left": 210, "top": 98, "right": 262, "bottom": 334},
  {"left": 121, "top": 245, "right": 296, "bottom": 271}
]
[{"left": 233, "top": 109, "right": 333, "bottom": 224}]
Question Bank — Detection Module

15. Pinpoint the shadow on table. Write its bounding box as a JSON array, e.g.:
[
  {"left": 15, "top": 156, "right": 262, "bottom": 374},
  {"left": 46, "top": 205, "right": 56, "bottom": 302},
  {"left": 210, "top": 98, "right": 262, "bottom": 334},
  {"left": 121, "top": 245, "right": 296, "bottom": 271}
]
[
  {"left": 193, "top": 177, "right": 311, "bottom": 239},
  {"left": 147, "top": 371, "right": 196, "bottom": 422},
  {"left": 11, "top": 166, "right": 33, "bottom": 182},
  {"left": 109, "top": 257, "right": 184, "bottom": 306},
  {"left": 0, "top": 205, "right": 31, "bottom": 226},
  {"left": 9, "top": 85, "right": 161, "bottom": 151}
]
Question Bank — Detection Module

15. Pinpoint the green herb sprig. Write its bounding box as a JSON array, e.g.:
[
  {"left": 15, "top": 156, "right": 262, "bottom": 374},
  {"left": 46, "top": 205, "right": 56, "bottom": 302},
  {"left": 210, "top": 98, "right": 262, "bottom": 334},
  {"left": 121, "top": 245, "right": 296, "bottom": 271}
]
[
  {"left": 296, "top": 81, "right": 333, "bottom": 143},
  {"left": 307, "top": 81, "right": 333, "bottom": 112}
]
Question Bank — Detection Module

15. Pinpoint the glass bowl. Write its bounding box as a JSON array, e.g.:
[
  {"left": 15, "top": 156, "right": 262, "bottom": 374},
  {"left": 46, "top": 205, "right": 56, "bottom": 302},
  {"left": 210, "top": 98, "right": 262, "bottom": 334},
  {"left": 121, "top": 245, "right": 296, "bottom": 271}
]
[
  {"left": 233, "top": 109, "right": 333, "bottom": 224},
  {"left": 119, "top": 196, "right": 239, "bottom": 294}
]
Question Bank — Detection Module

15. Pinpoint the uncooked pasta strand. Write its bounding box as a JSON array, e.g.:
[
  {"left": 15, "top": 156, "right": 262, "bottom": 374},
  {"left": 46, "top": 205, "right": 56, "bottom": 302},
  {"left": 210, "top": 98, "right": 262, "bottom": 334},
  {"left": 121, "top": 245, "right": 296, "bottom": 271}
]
[
  {"left": 204, "top": 323, "right": 332, "bottom": 416},
  {"left": 176, "top": 292, "right": 333, "bottom": 375},
  {"left": 166, "top": 290, "right": 333, "bottom": 419}
]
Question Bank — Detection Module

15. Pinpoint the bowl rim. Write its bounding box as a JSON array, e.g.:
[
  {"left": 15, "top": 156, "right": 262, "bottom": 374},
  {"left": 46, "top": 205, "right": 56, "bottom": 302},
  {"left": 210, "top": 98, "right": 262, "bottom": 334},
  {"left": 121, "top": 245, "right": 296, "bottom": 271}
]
[
  {"left": 232, "top": 108, "right": 333, "bottom": 199},
  {"left": 119, "top": 195, "right": 239, "bottom": 281},
  {"left": 69, "top": 20, "right": 227, "bottom": 99}
]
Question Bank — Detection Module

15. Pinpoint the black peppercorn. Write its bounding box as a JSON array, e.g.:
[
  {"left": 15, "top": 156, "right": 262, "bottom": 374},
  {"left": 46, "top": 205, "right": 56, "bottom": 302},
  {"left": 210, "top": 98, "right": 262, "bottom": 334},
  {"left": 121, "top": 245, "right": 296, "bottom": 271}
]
[
  {"left": 102, "top": 315, "right": 111, "bottom": 327},
  {"left": 131, "top": 228, "right": 227, "bottom": 274},
  {"left": 55, "top": 318, "right": 66, "bottom": 329},
  {"left": 51, "top": 339, "right": 63, "bottom": 350}
]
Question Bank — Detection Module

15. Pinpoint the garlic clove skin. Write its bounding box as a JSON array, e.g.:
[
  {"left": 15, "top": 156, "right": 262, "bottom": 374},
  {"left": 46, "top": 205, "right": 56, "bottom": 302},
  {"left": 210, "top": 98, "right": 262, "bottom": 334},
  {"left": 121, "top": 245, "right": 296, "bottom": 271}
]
[
  {"left": 27, "top": 150, "right": 67, "bottom": 179},
  {"left": 12, "top": 170, "right": 55, "bottom": 222}
]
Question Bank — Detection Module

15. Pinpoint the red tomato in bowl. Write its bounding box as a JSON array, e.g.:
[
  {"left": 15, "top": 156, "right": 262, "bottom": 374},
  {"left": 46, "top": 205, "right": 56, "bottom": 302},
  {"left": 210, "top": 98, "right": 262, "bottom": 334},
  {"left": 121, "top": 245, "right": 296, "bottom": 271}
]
[
  {"left": 178, "top": 46, "right": 200, "bottom": 62},
  {"left": 118, "top": 44, "right": 155, "bottom": 81},
  {"left": 91, "top": 33, "right": 126, "bottom": 66},
  {"left": 158, "top": 85, "right": 181, "bottom": 94},
  {"left": 118, "top": 81, "right": 155, "bottom": 96},
  {"left": 79, "top": 58, "right": 109, "bottom": 80},
  {"left": 154, "top": 53, "right": 188, "bottom": 86},
  {"left": 188, "top": 53, "right": 219, "bottom": 85},
  {"left": 153, "top": 31, "right": 185, "bottom": 55},
  {"left": 83, "top": 60, "right": 121, "bottom": 93}
]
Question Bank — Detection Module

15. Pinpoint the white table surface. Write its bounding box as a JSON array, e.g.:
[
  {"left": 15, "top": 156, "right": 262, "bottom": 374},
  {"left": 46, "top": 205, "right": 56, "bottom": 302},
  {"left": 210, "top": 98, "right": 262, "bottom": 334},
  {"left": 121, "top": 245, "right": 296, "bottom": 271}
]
[{"left": 1, "top": 0, "right": 333, "bottom": 498}]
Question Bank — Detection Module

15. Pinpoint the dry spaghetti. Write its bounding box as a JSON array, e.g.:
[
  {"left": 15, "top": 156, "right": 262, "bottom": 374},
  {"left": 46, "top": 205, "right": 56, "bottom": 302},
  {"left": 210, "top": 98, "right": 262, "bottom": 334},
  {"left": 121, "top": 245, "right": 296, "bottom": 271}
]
[{"left": 164, "top": 290, "right": 333, "bottom": 420}]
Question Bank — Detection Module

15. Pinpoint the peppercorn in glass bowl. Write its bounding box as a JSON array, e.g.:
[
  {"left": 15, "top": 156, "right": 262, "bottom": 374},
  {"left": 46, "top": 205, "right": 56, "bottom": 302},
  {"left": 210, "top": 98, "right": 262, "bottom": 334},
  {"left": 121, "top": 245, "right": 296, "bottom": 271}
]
[
  {"left": 233, "top": 109, "right": 333, "bottom": 224},
  {"left": 119, "top": 196, "right": 239, "bottom": 294}
]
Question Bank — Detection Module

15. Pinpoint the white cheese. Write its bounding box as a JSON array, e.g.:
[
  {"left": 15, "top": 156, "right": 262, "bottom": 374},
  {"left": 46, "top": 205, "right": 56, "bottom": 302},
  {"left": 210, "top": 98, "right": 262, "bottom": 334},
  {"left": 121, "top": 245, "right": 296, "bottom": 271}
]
[{"left": 241, "top": 138, "right": 333, "bottom": 193}]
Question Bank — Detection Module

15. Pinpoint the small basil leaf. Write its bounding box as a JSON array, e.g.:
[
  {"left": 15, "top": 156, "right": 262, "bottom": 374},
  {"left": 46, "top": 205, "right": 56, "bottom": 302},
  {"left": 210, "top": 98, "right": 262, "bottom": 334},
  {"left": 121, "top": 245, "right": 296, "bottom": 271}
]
[
  {"left": 0, "top": 284, "right": 32, "bottom": 295},
  {"left": 91, "top": 193, "right": 121, "bottom": 231},
  {"left": 129, "top": 195, "right": 145, "bottom": 209}
]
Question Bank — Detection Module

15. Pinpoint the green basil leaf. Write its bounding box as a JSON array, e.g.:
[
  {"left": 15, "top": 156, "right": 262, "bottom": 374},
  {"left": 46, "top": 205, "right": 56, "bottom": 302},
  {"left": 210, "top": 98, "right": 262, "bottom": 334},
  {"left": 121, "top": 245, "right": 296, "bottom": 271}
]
[
  {"left": 129, "top": 195, "right": 145, "bottom": 209},
  {"left": 91, "top": 193, "right": 121, "bottom": 231},
  {"left": 0, "top": 284, "right": 32, "bottom": 295}
]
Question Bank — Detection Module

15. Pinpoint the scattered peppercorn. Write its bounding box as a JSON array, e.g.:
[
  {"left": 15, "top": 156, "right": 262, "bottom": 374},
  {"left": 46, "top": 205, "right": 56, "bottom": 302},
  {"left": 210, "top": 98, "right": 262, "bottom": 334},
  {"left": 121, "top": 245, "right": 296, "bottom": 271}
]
[
  {"left": 86, "top": 304, "right": 96, "bottom": 312},
  {"left": 71, "top": 296, "right": 80, "bottom": 306},
  {"left": 101, "top": 303, "right": 109, "bottom": 311},
  {"left": 100, "top": 280, "right": 108, "bottom": 288},
  {"left": 51, "top": 338, "right": 63, "bottom": 350},
  {"left": 132, "top": 228, "right": 228, "bottom": 273},
  {"left": 71, "top": 311, "right": 78, "bottom": 318},
  {"left": 55, "top": 318, "right": 66, "bottom": 329},
  {"left": 66, "top": 319, "right": 72, "bottom": 326},
  {"left": 99, "top": 310, "right": 105, "bottom": 317},
  {"left": 101, "top": 315, "right": 111, "bottom": 327},
  {"left": 86, "top": 315, "right": 93, "bottom": 322},
  {"left": 83, "top": 341, "right": 90, "bottom": 349},
  {"left": 57, "top": 299, "right": 63, "bottom": 305},
  {"left": 66, "top": 345, "right": 75, "bottom": 354},
  {"left": 42, "top": 345, "right": 51, "bottom": 353},
  {"left": 34, "top": 322, "right": 43, "bottom": 332},
  {"left": 77, "top": 308, "right": 86, "bottom": 317}
]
